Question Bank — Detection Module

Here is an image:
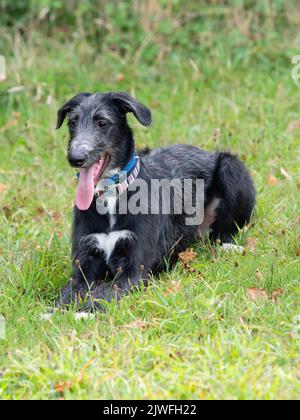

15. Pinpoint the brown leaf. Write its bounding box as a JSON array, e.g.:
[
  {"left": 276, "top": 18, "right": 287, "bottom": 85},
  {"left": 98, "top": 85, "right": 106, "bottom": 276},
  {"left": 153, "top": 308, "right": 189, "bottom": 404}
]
[
  {"left": 54, "top": 381, "right": 73, "bottom": 393},
  {"left": 0, "top": 183, "right": 7, "bottom": 194},
  {"left": 165, "top": 280, "right": 180, "bottom": 296},
  {"left": 270, "top": 288, "right": 283, "bottom": 303},
  {"left": 179, "top": 249, "right": 197, "bottom": 265},
  {"left": 115, "top": 73, "right": 125, "bottom": 82},
  {"left": 124, "top": 319, "right": 148, "bottom": 330},
  {"left": 268, "top": 174, "right": 279, "bottom": 185},
  {"left": 294, "top": 247, "right": 300, "bottom": 257},
  {"left": 36, "top": 207, "right": 45, "bottom": 216},
  {"left": 247, "top": 237, "right": 256, "bottom": 252},
  {"left": 151, "top": 100, "right": 161, "bottom": 109},
  {"left": 280, "top": 167, "right": 290, "bottom": 180},
  {"left": 246, "top": 288, "right": 268, "bottom": 302},
  {"left": 0, "top": 118, "right": 18, "bottom": 133},
  {"left": 287, "top": 120, "right": 300, "bottom": 133},
  {"left": 179, "top": 249, "right": 197, "bottom": 272},
  {"left": 52, "top": 211, "right": 62, "bottom": 223}
]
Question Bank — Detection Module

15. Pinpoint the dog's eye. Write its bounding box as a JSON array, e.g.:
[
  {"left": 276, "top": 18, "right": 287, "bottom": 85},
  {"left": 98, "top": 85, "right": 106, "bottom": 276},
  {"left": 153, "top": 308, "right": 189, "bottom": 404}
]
[
  {"left": 95, "top": 119, "right": 108, "bottom": 128},
  {"left": 69, "top": 119, "right": 77, "bottom": 129}
]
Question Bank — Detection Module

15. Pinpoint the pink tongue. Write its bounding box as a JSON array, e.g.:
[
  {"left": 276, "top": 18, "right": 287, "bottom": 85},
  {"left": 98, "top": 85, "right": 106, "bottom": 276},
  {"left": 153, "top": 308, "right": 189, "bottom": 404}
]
[{"left": 75, "top": 163, "right": 98, "bottom": 211}]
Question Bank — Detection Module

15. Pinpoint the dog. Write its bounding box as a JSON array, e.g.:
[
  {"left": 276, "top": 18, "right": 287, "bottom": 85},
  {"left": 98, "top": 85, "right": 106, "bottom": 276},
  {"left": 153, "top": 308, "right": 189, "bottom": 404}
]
[{"left": 56, "top": 92, "right": 255, "bottom": 310}]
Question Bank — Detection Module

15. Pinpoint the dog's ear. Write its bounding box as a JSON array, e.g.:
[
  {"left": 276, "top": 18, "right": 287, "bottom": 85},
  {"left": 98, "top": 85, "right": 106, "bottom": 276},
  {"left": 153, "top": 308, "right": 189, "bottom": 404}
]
[
  {"left": 56, "top": 93, "right": 91, "bottom": 129},
  {"left": 110, "top": 92, "right": 152, "bottom": 126}
]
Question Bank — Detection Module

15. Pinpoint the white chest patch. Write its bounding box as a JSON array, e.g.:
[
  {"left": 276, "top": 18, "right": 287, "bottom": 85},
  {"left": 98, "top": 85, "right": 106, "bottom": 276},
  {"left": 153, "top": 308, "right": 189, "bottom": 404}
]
[
  {"left": 92, "top": 230, "right": 134, "bottom": 263},
  {"left": 106, "top": 196, "right": 117, "bottom": 229},
  {"left": 95, "top": 195, "right": 117, "bottom": 228}
]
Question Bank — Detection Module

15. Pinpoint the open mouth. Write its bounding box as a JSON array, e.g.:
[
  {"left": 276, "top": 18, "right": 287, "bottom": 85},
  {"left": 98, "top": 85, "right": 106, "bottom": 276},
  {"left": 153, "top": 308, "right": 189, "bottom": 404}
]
[{"left": 76, "top": 154, "right": 110, "bottom": 211}]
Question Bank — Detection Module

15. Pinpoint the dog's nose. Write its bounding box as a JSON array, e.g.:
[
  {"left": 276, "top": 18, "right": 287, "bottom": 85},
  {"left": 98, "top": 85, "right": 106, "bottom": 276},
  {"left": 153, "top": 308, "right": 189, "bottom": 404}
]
[{"left": 68, "top": 150, "right": 87, "bottom": 167}]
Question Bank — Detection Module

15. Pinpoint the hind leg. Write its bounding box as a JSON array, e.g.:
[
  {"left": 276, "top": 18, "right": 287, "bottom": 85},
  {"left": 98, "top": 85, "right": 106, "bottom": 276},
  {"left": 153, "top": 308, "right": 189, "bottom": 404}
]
[
  {"left": 202, "top": 153, "right": 255, "bottom": 244},
  {"left": 198, "top": 197, "right": 235, "bottom": 244},
  {"left": 209, "top": 199, "right": 239, "bottom": 243}
]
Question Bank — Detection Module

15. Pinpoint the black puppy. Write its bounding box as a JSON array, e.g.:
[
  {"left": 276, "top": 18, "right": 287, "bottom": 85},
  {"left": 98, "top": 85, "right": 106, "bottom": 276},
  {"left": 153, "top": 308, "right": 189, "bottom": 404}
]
[{"left": 56, "top": 92, "right": 255, "bottom": 310}]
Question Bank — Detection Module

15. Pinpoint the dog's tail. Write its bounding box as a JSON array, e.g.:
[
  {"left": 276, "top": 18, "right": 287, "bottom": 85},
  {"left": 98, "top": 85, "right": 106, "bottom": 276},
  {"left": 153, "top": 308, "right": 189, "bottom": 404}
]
[{"left": 208, "top": 152, "right": 256, "bottom": 242}]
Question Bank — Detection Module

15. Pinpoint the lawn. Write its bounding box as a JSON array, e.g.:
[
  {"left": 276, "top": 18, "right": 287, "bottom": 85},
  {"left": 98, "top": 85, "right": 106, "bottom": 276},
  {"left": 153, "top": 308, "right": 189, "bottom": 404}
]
[{"left": 0, "top": 1, "right": 299, "bottom": 400}]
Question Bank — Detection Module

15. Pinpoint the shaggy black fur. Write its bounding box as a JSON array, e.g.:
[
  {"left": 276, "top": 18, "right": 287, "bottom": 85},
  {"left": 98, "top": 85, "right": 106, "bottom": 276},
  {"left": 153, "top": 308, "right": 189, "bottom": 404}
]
[{"left": 56, "top": 92, "right": 255, "bottom": 311}]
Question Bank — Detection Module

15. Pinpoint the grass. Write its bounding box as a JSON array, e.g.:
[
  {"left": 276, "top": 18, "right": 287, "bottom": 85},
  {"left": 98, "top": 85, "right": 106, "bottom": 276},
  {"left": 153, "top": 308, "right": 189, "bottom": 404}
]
[{"left": 0, "top": 1, "right": 299, "bottom": 400}]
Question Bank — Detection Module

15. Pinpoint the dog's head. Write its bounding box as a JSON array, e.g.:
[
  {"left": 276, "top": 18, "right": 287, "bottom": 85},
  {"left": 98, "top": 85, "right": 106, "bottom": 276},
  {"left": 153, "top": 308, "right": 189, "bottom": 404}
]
[
  {"left": 56, "top": 92, "right": 151, "bottom": 210},
  {"left": 57, "top": 92, "right": 151, "bottom": 170}
]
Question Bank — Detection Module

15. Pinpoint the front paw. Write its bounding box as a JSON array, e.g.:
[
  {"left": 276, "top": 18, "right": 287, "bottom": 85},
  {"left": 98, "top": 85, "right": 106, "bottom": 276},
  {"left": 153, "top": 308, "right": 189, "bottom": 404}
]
[
  {"left": 55, "top": 278, "right": 88, "bottom": 308},
  {"left": 82, "top": 283, "right": 124, "bottom": 312}
]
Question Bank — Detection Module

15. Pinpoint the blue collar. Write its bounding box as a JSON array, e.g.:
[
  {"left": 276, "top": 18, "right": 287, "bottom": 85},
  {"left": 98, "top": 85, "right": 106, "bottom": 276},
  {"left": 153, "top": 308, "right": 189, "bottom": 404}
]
[
  {"left": 94, "top": 152, "right": 140, "bottom": 197},
  {"left": 109, "top": 151, "right": 139, "bottom": 184}
]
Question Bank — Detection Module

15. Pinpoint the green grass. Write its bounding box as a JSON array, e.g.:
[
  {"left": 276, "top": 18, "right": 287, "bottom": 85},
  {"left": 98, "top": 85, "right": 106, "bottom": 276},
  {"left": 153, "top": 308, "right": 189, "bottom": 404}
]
[{"left": 0, "top": 1, "right": 299, "bottom": 400}]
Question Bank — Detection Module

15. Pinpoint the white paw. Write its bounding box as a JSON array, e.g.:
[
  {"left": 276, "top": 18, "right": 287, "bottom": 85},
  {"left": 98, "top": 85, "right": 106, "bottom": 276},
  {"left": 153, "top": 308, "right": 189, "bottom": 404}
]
[
  {"left": 40, "top": 312, "right": 54, "bottom": 321},
  {"left": 40, "top": 311, "right": 95, "bottom": 321},
  {"left": 74, "top": 312, "right": 95, "bottom": 321},
  {"left": 220, "top": 243, "right": 245, "bottom": 254}
]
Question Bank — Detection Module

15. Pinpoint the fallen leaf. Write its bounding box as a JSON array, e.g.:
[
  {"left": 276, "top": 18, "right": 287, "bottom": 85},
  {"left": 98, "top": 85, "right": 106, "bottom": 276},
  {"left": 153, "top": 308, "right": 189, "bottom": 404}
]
[
  {"left": 268, "top": 174, "right": 279, "bottom": 185},
  {"left": 0, "top": 119, "right": 18, "bottom": 133},
  {"left": 179, "top": 249, "right": 197, "bottom": 265},
  {"left": 270, "top": 288, "right": 283, "bottom": 303},
  {"left": 115, "top": 73, "right": 125, "bottom": 82},
  {"left": 247, "top": 237, "right": 256, "bottom": 252},
  {"left": 52, "top": 211, "right": 62, "bottom": 223},
  {"left": 165, "top": 280, "right": 180, "bottom": 296},
  {"left": 124, "top": 319, "right": 148, "bottom": 330},
  {"left": 287, "top": 120, "right": 300, "bottom": 133},
  {"left": 246, "top": 288, "right": 268, "bottom": 302},
  {"left": 54, "top": 381, "right": 73, "bottom": 393},
  {"left": 151, "top": 100, "right": 161, "bottom": 109},
  {"left": 0, "top": 184, "right": 7, "bottom": 194},
  {"left": 294, "top": 247, "right": 300, "bottom": 257},
  {"left": 280, "top": 167, "right": 290, "bottom": 180},
  {"left": 179, "top": 249, "right": 197, "bottom": 272},
  {"left": 36, "top": 207, "right": 45, "bottom": 215}
]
